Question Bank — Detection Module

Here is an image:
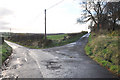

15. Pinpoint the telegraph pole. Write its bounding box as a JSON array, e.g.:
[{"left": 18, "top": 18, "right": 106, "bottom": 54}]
[
  {"left": 45, "top": 9, "right": 47, "bottom": 40},
  {"left": 44, "top": 0, "right": 64, "bottom": 40}
]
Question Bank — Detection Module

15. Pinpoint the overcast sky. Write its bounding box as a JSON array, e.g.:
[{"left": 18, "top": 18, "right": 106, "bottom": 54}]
[{"left": 0, "top": 0, "right": 90, "bottom": 33}]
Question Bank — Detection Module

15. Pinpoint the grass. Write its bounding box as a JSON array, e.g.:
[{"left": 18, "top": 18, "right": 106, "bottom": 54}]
[
  {"left": 85, "top": 30, "right": 120, "bottom": 76},
  {"left": 46, "top": 32, "right": 88, "bottom": 48},
  {"left": 0, "top": 42, "right": 12, "bottom": 64},
  {"left": 47, "top": 34, "right": 67, "bottom": 40}
]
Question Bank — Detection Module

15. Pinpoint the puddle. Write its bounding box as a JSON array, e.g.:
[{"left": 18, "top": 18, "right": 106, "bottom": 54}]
[
  {"left": 47, "top": 64, "right": 61, "bottom": 70},
  {"left": 66, "top": 42, "right": 76, "bottom": 47}
]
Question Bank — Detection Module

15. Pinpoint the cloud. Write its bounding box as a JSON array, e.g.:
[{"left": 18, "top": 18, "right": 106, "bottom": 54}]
[
  {"left": 0, "top": 8, "right": 12, "bottom": 17},
  {"left": 0, "top": 8, "right": 12, "bottom": 31},
  {"left": 0, "top": 21, "right": 10, "bottom": 30},
  {"left": 0, "top": 22, "right": 9, "bottom": 25},
  {"left": 0, "top": 26, "right": 10, "bottom": 30},
  {"left": 0, "top": 0, "right": 89, "bottom": 33}
]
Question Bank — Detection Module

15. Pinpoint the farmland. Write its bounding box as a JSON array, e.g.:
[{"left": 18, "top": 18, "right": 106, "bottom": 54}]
[{"left": 6, "top": 31, "right": 88, "bottom": 49}]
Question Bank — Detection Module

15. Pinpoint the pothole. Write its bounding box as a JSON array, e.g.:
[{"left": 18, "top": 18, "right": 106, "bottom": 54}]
[
  {"left": 45, "top": 60, "right": 61, "bottom": 70},
  {"left": 47, "top": 64, "right": 61, "bottom": 70},
  {"left": 9, "top": 58, "right": 23, "bottom": 70},
  {"left": 10, "top": 64, "right": 23, "bottom": 69}
]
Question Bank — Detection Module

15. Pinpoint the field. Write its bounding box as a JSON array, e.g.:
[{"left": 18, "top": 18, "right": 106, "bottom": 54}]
[
  {"left": 85, "top": 30, "right": 120, "bottom": 76},
  {"left": 6, "top": 31, "right": 88, "bottom": 49},
  {"left": 50, "top": 32, "right": 88, "bottom": 47},
  {"left": 47, "top": 34, "right": 67, "bottom": 40}
]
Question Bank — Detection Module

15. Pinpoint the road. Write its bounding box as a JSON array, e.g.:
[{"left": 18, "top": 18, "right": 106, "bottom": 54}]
[{"left": 1, "top": 33, "right": 116, "bottom": 78}]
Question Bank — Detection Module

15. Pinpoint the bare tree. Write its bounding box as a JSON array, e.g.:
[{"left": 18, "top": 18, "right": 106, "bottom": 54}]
[
  {"left": 105, "top": 1, "right": 120, "bottom": 30},
  {"left": 77, "top": 0, "right": 120, "bottom": 31},
  {"left": 77, "top": 0, "right": 108, "bottom": 31}
]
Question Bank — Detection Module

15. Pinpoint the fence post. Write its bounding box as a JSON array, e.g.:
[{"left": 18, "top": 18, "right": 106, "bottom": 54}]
[{"left": 2, "top": 37, "right": 4, "bottom": 44}]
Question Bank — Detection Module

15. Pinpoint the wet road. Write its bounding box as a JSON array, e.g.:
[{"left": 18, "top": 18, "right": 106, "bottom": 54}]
[{"left": 1, "top": 33, "right": 115, "bottom": 78}]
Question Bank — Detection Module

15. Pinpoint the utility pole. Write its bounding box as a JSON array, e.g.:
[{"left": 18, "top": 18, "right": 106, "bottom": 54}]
[
  {"left": 45, "top": 9, "right": 47, "bottom": 40},
  {"left": 43, "top": 0, "right": 64, "bottom": 40}
]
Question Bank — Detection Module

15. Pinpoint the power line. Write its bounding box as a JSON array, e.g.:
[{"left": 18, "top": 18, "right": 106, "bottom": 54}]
[
  {"left": 34, "top": 11, "right": 43, "bottom": 20},
  {"left": 29, "top": 0, "right": 65, "bottom": 24},
  {"left": 44, "top": 0, "right": 65, "bottom": 39},
  {"left": 46, "top": 0, "right": 65, "bottom": 10},
  {"left": 26, "top": 11, "right": 43, "bottom": 26}
]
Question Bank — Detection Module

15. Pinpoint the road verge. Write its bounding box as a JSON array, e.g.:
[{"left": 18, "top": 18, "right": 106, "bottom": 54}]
[{"left": 85, "top": 30, "right": 120, "bottom": 76}]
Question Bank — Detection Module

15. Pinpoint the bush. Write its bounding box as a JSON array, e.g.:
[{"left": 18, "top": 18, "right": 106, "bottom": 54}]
[
  {"left": 42, "top": 39, "right": 53, "bottom": 48},
  {"left": 7, "top": 33, "right": 44, "bottom": 42},
  {"left": 7, "top": 33, "right": 46, "bottom": 48}
]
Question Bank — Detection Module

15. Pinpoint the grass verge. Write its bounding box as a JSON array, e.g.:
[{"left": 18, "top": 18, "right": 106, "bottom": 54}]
[
  {"left": 85, "top": 30, "right": 120, "bottom": 76},
  {"left": 0, "top": 42, "right": 12, "bottom": 64}
]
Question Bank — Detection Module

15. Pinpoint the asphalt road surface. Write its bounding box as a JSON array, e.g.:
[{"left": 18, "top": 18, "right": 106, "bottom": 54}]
[{"left": 1, "top": 33, "right": 116, "bottom": 78}]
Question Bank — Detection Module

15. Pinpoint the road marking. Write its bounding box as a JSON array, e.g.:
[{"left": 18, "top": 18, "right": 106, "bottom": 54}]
[
  {"left": 25, "top": 54, "right": 27, "bottom": 62},
  {"left": 25, "top": 58, "right": 27, "bottom": 62},
  {"left": 16, "top": 58, "right": 21, "bottom": 64},
  {"left": 22, "top": 52, "right": 28, "bottom": 62},
  {"left": 28, "top": 50, "right": 41, "bottom": 69}
]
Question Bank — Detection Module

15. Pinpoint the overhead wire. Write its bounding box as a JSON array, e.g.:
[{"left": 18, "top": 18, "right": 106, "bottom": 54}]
[
  {"left": 26, "top": 11, "right": 43, "bottom": 26},
  {"left": 46, "top": 0, "right": 65, "bottom": 10},
  {"left": 30, "top": 0, "right": 65, "bottom": 24}
]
